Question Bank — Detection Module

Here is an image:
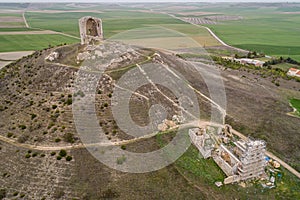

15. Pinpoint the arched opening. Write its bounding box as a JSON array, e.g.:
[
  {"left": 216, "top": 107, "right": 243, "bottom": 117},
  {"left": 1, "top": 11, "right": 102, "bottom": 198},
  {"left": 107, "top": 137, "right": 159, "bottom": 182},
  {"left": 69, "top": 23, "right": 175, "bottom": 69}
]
[{"left": 86, "top": 18, "right": 98, "bottom": 37}]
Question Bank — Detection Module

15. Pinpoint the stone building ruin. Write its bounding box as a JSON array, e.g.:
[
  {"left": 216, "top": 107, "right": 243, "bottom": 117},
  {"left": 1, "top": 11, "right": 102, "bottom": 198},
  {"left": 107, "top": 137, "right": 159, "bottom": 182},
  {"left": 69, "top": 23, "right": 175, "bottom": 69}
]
[
  {"left": 79, "top": 16, "right": 103, "bottom": 45},
  {"left": 189, "top": 125, "right": 267, "bottom": 185}
]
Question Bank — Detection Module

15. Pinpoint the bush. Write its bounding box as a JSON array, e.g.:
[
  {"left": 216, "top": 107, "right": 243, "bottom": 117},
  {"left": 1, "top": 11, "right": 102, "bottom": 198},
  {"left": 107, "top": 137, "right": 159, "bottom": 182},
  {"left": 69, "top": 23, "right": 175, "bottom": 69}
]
[
  {"left": 116, "top": 156, "right": 126, "bottom": 165},
  {"left": 25, "top": 154, "right": 31, "bottom": 158},
  {"left": 66, "top": 156, "right": 72, "bottom": 161},
  {"left": 66, "top": 98, "right": 72, "bottom": 105},
  {"left": 59, "top": 149, "right": 67, "bottom": 157},
  {"left": 7, "top": 132, "right": 13, "bottom": 138},
  {"left": 31, "top": 114, "right": 37, "bottom": 120},
  {"left": 63, "top": 132, "right": 75, "bottom": 143},
  {"left": 0, "top": 188, "right": 6, "bottom": 199},
  {"left": 17, "top": 135, "right": 29, "bottom": 143},
  {"left": 56, "top": 156, "right": 62, "bottom": 160},
  {"left": 50, "top": 152, "right": 56, "bottom": 156},
  {"left": 55, "top": 138, "right": 61, "bottom": 143},
  {"left": 121, "top": 145, "right": 126, "bottom": 150},
  {"left": 52, "top": 105, "right": 57, "bottom": 109},
  {"left": 32, "top": 152, "right": 38, "bottom": 157},
  {"left": 19, "top": 125, "right": 26, "bottom": 130}
]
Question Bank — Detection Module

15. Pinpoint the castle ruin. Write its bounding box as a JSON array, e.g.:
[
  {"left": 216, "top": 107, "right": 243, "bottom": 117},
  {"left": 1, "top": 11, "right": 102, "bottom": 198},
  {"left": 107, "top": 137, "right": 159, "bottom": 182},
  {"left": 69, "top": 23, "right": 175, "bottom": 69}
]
[{"left": 79, "top": 16, "right": 103, "bottom": 45}]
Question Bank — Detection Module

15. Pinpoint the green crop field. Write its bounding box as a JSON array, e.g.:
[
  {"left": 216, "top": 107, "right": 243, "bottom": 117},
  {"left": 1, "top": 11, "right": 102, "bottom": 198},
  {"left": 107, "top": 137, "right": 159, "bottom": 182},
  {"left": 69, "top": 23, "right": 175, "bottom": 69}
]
[
  {"left": 186, "top": 5, "right": 300, "bottom": 61},
  {"left": 0, "top": 34, "right": 79, "bottom": 52},
  {"left": 0, "top": 27, "right": 31, "bottom": 32},
  {"left": 26, "top": 11, "right": 186, "bottom": 38}
]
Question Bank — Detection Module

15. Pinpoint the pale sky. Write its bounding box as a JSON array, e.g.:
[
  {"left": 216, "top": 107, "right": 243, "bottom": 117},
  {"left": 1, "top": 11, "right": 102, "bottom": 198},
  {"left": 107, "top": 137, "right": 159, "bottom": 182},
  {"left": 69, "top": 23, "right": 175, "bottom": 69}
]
[{"left": 0, "top": 0, "right": 300, "bottom": 3}]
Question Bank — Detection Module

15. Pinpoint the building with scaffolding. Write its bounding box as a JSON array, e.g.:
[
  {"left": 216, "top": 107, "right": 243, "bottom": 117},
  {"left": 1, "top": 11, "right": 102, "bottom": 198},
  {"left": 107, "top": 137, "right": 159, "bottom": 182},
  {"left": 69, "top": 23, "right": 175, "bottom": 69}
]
[{"left": 189, "top": 126, "right": 267, "bottom": 184}]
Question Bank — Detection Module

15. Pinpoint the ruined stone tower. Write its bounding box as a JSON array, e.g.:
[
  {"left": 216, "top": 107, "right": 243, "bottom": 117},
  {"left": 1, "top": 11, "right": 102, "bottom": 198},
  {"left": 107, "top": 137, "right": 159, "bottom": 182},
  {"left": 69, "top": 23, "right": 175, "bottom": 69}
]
[{"left": 79, "top": 16, "right": 103, "bottom": 45}]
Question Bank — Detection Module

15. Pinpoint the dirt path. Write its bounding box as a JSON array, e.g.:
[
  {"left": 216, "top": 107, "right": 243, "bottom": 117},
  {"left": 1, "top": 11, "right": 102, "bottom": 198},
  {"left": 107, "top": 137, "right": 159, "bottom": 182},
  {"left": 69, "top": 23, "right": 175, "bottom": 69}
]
[
  {"left": 22, "top": 11, "right": 29, "bottom": 28},
  {"left": 0, "top": 120, "right": 299, "bottom": 179}
]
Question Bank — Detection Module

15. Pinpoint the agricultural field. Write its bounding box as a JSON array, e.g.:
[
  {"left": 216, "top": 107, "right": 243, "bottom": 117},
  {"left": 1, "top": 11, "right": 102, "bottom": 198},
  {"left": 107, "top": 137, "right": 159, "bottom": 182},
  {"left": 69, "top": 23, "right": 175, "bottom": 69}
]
[
  {"left": 0, "top": 12, "right": 25, "bottom": 28},
  {"left": 181, "top": 4, "right": 300, "bottom": 61},
  {"left": 0, "top": 34, "right": 78, "bottom": 52},
  {"left": 25, "top": 11, "right": 185, "bottom": 38}
]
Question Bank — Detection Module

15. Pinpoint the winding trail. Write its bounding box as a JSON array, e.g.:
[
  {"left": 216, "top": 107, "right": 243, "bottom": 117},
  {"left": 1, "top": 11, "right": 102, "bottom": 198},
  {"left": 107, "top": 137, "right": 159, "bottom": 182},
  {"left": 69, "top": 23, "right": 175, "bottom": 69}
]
[{"left": 1, "top": 120, "right": 299, "bottom": 179}]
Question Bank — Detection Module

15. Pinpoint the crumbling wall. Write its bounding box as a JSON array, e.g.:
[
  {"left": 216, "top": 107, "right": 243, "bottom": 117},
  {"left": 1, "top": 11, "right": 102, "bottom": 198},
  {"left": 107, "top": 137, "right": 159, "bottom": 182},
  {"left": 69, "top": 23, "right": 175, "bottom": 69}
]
[{"left": 79, "top": 16, "right": 103, "bottom": 45}]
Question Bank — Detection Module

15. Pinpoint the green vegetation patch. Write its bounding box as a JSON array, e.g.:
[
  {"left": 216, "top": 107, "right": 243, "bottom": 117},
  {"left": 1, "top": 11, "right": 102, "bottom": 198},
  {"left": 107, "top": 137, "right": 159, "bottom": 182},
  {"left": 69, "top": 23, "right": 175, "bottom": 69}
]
[
  {"left": 290, "top": 99, "right": 300, "bottom": 116},
  {"left": 0, "top": 34, "right": 79, "bottom": 52}
]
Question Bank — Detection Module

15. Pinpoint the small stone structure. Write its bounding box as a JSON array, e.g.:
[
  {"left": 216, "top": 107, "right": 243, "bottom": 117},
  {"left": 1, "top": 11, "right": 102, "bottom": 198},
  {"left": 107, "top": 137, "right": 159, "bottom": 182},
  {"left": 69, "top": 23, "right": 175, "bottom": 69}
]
[{"left": 79, "top": 16, "right": 103, "bottom": 45}]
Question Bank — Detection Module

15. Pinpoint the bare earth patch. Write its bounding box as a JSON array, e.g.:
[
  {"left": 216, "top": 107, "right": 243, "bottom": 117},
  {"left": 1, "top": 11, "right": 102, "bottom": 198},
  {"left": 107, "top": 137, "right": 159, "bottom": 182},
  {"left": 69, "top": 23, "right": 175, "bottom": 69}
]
[
  {"left": 0, "top": 51, "right": 34, "bottom": 61},
  {"left": 0, "top": 16, "right": 24, "bottom": 23}
]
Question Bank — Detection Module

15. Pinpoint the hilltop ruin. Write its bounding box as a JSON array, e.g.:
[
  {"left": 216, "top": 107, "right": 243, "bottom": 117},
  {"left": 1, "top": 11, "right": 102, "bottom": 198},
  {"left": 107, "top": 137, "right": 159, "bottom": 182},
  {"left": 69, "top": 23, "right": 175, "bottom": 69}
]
[{"left": 79, "top": 16, "right": 103, "bottom": 45}]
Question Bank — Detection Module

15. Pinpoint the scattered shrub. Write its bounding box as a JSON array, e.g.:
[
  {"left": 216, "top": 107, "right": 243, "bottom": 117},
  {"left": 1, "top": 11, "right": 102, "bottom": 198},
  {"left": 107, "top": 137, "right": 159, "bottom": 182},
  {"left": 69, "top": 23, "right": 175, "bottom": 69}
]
[
  {"left": 66, "top": 98, "right": 72, "bottom": 105},
  {"left": 66, "top": 156, "right": 72, "bottom": 161},
  {"left": 31, "top": 114, "right": 37, "bottom": 120},
  {"left": 19, "top": 125, "right": 27, "bottom": 130},
  {"left": 59, "top": 149, "right": 67, "bottom": 157},
  {"left": 17, "top": 135, "right": 29, "bottom": 143},
  {"left": 121, "top": 145, "right": 126, "bottom": 150},
  {"left": 7, "top": 132, "right": 13, "bottom": 138},
  {"left": 55, "top": 138, "right": 61, "bottom": 143},
  {"left": 0, "top": 188, "right": 6, "bottom": 199},
  {"left": 32, "top": 152, "right": 38, "bottom": 157},
  {"left": 63, "top": 132, "right": 75, "bottom": 143},
  {"left": 50, "top": 152, "right": 56, "bottom": 156},
  {"left": 56, "top": 156, "right": 62, "bottom": 160},
  {"left": 116, "top": 156, "right": 126, "bottom": 165}
]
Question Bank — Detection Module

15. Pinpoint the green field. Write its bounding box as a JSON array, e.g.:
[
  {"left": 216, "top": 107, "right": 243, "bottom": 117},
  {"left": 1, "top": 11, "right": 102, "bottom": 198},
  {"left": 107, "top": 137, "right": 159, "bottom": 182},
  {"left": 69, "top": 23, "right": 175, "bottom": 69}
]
[
  {"left": 0, "top": 34, "right": 79, "bottom": 52},
  {"left": 0, "top": 27, "right": 31, "bottom": 32},
  {"left": 193, "top": 5, "right": 300, "bottom": 61},
  {"left": 26, "top": 11, "right": 186, "bottom": 38},
  {"left": 272, "top": 63, "right": 299, "bottom": 71},
  {"left": 290, "top": 99, "right": 300, "bottom": 116}
]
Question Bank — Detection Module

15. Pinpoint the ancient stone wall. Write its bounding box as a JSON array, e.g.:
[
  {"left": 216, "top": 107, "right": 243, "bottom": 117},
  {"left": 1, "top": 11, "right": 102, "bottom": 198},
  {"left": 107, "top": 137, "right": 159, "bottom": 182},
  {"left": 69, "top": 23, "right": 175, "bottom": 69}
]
[{"left": 79, "top": 16, "right": 103, "bottom": 45}]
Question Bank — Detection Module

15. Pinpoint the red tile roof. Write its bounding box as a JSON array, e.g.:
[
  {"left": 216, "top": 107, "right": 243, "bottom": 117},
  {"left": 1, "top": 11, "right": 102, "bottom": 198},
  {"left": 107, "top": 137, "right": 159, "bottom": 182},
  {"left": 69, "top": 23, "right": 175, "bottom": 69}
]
[
  {"left": 296, "top": 71, "right": 300, "bottom": 75},
  {"left": 289, "top": 68, "right": 298, "bottom": 71}
]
